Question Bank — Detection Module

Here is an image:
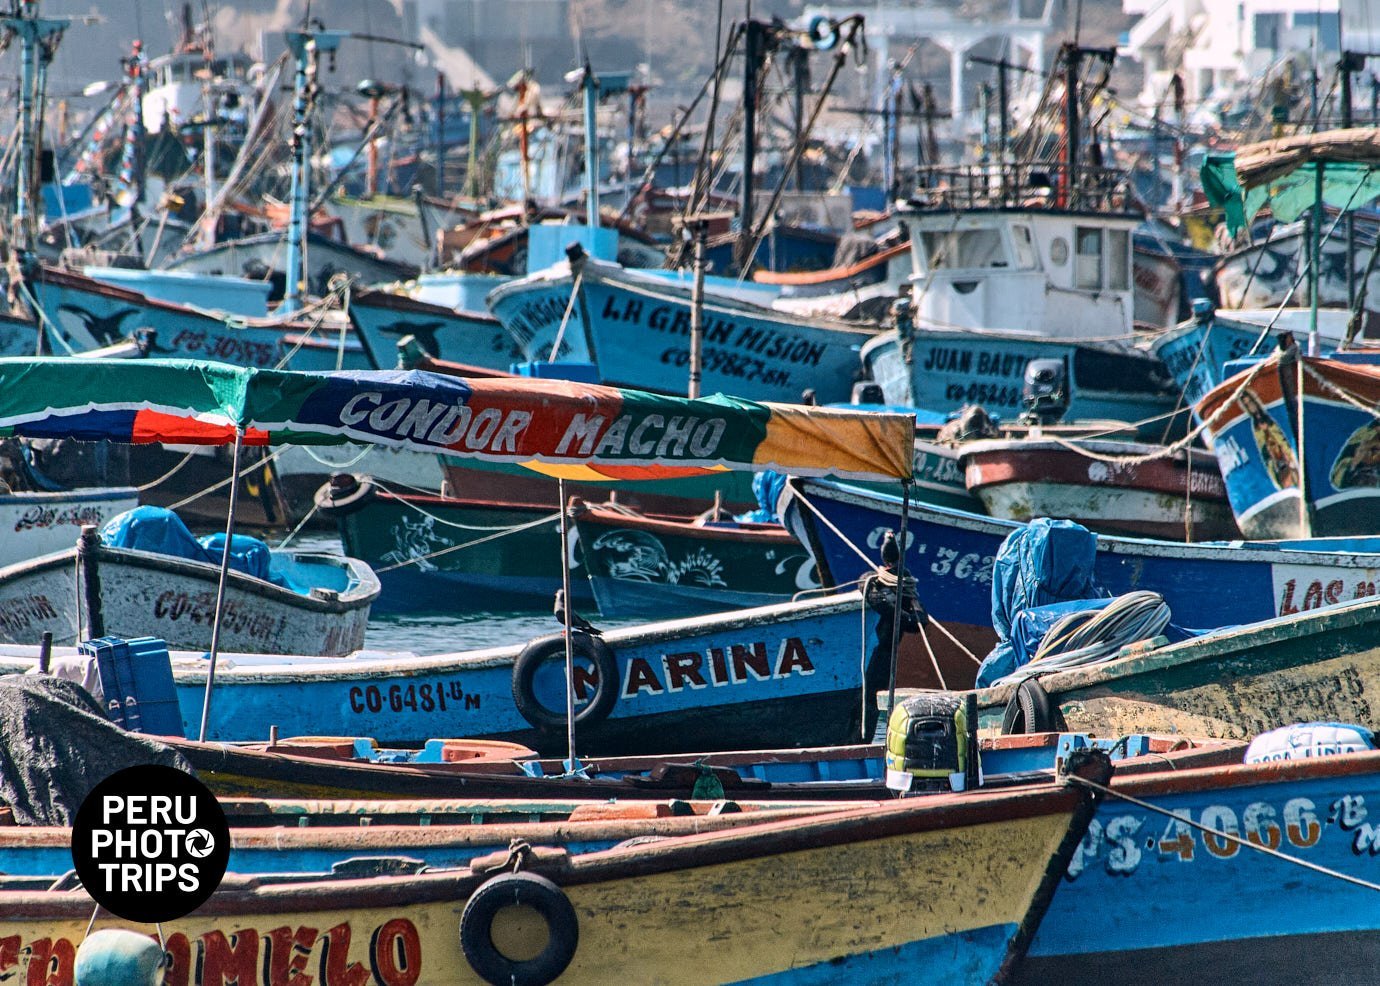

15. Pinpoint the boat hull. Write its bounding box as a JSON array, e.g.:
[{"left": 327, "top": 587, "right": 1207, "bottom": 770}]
[
  {"left": 0, "top": 593, "right": 889, "bottom": 753},
  {"left": 574, "top": 505, "right": 819, "bottom": 618},
  {"left": 862, "top": 330, "right": 1179, "bottom": 435},
  {"left": 975, "top": 592, "right": 1380, "bottom": 739},
  {"left": 329, "top": 486, "right": 593, "bottom": 612},
  {"left": 1199, "top": 353, "right": 1380, "bottom": 538},
  {"left": 960, "top": 438, "right": 1238, "bottom": 541},
  {"left": 0, "top": 546, "right": 376, "bottom": 655},
  {"left": 786, "top": 478, "right": 1380, "bottom": 684},
  {"left": 0, "top": 775, "right": 1098, "bottom": 985},
  {"left": 1020, "top": 750, "right": 1380, "bottom": 981},
  {"left": 0, "top": 488, "right": 138, "bottom": 568},
  {"left": 349, "top": 286, "right": 523, "bottom": 371},
  {"left": 488, "top": 260, "right": 877, "bottom": 403}
]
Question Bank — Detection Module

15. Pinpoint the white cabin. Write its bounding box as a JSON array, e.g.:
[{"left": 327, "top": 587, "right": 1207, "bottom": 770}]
[
  {"left": 142, "top": 51, "right": 255, "bottom": 133},
  {"left": 903, "top": 208, "right": 1139, "bottom": 339}
]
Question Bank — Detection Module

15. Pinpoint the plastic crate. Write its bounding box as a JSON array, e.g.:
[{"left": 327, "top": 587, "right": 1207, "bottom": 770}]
[{"left": 78, "top": 636, "right": 184, "bottom": 738}]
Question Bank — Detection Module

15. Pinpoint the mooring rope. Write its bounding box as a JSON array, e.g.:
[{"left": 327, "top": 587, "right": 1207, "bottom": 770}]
[{"left": 374, "top": 511, "right": 561, "bottom": 572}]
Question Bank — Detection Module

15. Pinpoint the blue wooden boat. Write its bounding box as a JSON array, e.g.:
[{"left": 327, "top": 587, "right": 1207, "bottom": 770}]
[
  {"left": 0, "top": 592, "right": 900, "bottom": 755},
  {"left": 860, "top": 325, "right": 1179, "bottom": 433},
  {"left": 785, "top": 477, "right": 1380, "bottom": 683},
  {"left": 1199, "top": 350, "right": 1380, "bottom": 538},
  {"left": 1150, "top": 307, "right": 1356, "bottom": 410},
  {"left": 1022, "top": 745, "right": 1380, "bottom": 980},
  {"left": 486, "top": 255, "right": 878, "bottom": 403},
  {"left": 28, "top": 265, "right": 371, "bottom": 370},
  {"left": 348, "top": 284, "right": 524, "bottom": 372}
]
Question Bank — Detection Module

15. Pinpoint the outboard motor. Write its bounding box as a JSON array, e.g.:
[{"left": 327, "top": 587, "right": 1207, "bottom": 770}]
[
  {"left": 852, "top": 381, "right": 885, "bottom": 405},
  {"left": 885, "top": 692, "right": 980, "bottom": 796},
  {"left": 1019, "top": 358, "right": 1069, "bottom": 426}
]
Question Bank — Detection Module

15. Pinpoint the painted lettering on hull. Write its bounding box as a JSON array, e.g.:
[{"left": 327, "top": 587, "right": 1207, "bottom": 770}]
[
  {"left": 0, "top": 920, "right": 422, "bottom": 986},
  {"left": 620, "top": 637, "right": 817, "bottom": 699}
]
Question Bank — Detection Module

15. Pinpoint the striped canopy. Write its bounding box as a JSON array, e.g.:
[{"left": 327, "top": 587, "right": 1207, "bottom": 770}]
[{"left": 0, "top": 358, "right": 914, "bottom": 482}]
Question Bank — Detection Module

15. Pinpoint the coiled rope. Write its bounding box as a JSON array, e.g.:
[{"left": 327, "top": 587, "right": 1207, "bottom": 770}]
[{"left": 992, "top": 590, "right": 1171, "bottom": 687}]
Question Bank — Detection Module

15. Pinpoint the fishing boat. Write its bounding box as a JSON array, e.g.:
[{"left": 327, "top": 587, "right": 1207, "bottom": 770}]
[
  {"left": 170, "top": 730, "right": 1240, "bottom": 804},
  {"left": 1, "top": 797, "right": 836, "bottom": 879},
  {"left": 0, "top": 506, "right": 378, "bottom": 654},
  {"left": 570, "top": 498, "right": 819, "bottom": 618},
  {"left": 348, "top": 284, "right": 523, "bottom": 372},
  {"left": 0, "top": 487, "right": 138, "bottom": 568},
  {"left": 1021, "top": 742, "right": 1380, "bottom": 980},
  {"left": 1198, "top": 349, "right": 1380, "bottom": 539},
  {"left": 785, "top": 477, "right": 1380, "bottom": 683},
  {"left": 486, "top": 252, "right": 879, "bottom": 403},
  {"left": 0, "top": 590, "right": 901, "bottom": 754},
  {"left": 0, "top": 755, "right": 1111, "bottom": 985},
  {"left": 0, "top": 354, "right": 913, "bottom": 753},
  {"left": 959, "top": 436, "right": 1238, "bottom": 541},
  {"left": 316, "top": 474, "right": 595, "bottom": 611},
  {"left": 971, "top": 590, "right": 1380, "bottom": 739}
]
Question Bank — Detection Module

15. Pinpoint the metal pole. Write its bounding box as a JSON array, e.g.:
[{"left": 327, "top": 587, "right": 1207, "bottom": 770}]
[
  {"left": 15, "top": 14, "right": 35, "bottom": 250},
  {"left": 688, "top": 220, "right": 706, "bottom": 398},
  {"left": 283, "top": 35, "right": 315, "bottom": 314},
  {"left": 737, "top": 18, "right": 762, "bottom": 273},
  {"left": 791, "top": 47, "right": 808, "bottom": 191},
  {"left": 582, "top": 62, "right": 600, "bottom": 231},
  {"left": 1342, "top": 55, "right": 1357, "bottom": 307},
  {"left": 557, "top": 477, "right": 579, "bottom": 770},
  {"left": 1063, "top": 44, "right": 1080, "bottom": 207},
  {"left": 198, "top": 429, "right": 245, "bottom": 743},
  {"left": 434, "top": 71, "right": 446, "bottom": 197},
  {"left": 885, "top": 480, "right": 912, "bottom": 719},
  {"left": 1310, "top": 162, "right": 1324, "bottom": 356}
]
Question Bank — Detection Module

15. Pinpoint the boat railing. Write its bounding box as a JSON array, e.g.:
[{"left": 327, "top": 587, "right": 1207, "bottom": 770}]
[{"left": 906, "top": 161, "right": 1134, "bottom": 213}]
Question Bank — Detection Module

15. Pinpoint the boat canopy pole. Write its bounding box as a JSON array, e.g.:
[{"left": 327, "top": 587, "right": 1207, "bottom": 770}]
[
  {"left": 557, "top": 477, "right": 582, "bottom": 772},
  {"left": 886, "top": 480, "right": 913, "bottom": 718},
  {"left": 198, "top": 427, "right": 244, "bottom": 743}
]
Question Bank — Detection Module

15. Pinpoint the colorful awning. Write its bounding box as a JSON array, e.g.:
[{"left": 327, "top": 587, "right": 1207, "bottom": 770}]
[{"left": 0, "top": 358, "right": 915, "bottom": 482}]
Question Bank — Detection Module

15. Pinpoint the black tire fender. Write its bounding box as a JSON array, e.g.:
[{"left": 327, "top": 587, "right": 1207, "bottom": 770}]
[
  {"left": 460, "top": 871, "right": 579, "bottom": 986},
  {"left": 999, "top": 677, "right": 1066, "bottom": 735},
  {"left": 511, "top": 632, "right": 618, "bottom": 733}
]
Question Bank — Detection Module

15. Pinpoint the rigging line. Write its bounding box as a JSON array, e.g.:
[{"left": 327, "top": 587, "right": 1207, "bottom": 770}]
[
  {"left": 394, "top": 494, "right": 558, "bottom": 533},
  {"left": 374, "top": 511, "right": 562, "bottom": 572},
  {"left": 166, "top": 445, "right": 288, "bottom": 512},
  {"left": 1065, "top": 772, "right": 1380, "bottom": 895}
]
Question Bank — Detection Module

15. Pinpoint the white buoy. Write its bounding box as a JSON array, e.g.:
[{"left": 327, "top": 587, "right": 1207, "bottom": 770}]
[{"left": 74, "top": 930, "right": 166, "bottom": 986}]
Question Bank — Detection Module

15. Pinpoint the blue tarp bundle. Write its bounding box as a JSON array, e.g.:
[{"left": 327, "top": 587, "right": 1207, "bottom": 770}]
[
  {"left": 736, "top": 470, "right": 789, "bottom": 524},
  {"left": 977, "top": 519, "right": 1104, "bottom": 687},
  {"left": 100, "top": 507, "right": 288, "bottom": 589}
]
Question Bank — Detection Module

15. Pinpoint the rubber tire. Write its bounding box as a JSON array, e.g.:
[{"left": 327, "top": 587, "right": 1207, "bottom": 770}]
[
  {"left": 511, "top": 632, "right": 618, "bottom": 734},
  {"left": 1000, "top": 678, "right": 1067, "bottom": 735},
  {"left": 460, "top": 872, "right": 579, "bottom": 986}
]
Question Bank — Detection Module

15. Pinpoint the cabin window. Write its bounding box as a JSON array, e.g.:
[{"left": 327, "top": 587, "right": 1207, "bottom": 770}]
[
  {"left": 1074, "top": 226, "right": 1102, "bottom": 289},
  {"left": 1254, "top": 13, "right": 1282, "bottom": 50},
  {"left": 1107, "top": 229, "right": 1129, "bottom": 290},
  {"left": 920, "top": 228, "right": 1007, "bottom": 271},
  {"left": 1293, "top": 12, "right": 1340, "bottom": 51},
  {"left": 1011, "top": 224, "right": 1038, "bottom": 269}
]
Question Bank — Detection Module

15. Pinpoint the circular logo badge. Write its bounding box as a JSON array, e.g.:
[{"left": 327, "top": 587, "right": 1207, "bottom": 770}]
[{"left": 70, "top": 765, "right": 230, "bottom": 923}]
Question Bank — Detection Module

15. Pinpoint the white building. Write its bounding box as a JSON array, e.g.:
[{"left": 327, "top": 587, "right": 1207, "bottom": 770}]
[{"left": 1120, "top": 0, "right": 1364, "bottom": 108}]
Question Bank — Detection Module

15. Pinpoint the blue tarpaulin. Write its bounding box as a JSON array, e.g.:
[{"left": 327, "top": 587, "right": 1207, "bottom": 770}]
[
  {"left": 100, "top": 507, "right": 289, "bottom": 589},
  {"left": 977, "top": 519, "right": 1104, "bottom": 687}
]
